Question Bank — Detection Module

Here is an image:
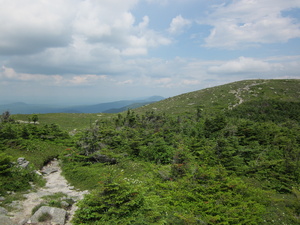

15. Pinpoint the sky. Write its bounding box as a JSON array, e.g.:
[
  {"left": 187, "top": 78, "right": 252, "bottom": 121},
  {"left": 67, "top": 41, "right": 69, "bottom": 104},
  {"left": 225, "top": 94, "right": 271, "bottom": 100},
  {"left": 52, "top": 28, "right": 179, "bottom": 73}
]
[{"left": 0, "top": 0, "right": 300, "bottom": 105}]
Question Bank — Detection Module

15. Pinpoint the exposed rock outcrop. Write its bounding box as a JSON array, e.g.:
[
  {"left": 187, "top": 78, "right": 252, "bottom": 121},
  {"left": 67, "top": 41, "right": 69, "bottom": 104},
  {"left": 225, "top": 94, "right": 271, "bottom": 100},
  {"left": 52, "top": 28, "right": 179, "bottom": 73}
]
[
  {"left": 17, "top": 157, "right": 29, "bottom": 169},
  {"left": 27, "top": 206, "right": 67, "bottom": 225}
]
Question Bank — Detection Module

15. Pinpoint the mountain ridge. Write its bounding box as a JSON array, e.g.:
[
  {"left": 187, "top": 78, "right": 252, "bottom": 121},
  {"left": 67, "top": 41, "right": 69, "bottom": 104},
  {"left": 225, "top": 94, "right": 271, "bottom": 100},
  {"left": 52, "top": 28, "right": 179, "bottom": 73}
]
[{"left": 0, "top": 96, "right": 165, "bottom": 114}]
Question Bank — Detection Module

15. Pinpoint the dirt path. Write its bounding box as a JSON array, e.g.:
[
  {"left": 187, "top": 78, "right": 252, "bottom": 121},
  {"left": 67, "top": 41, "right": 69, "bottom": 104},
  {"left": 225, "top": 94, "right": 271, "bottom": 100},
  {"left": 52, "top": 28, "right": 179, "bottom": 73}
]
[{"left": 9, "top": 159, "right": 88, "bottom": 225}]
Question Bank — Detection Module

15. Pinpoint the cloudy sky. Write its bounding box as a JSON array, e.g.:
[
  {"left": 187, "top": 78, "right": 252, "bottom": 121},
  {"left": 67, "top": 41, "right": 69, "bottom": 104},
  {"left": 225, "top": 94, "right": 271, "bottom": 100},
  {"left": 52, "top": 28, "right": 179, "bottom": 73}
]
[{"left": 1, "top": 0, "right": 300, "bottom": 105}]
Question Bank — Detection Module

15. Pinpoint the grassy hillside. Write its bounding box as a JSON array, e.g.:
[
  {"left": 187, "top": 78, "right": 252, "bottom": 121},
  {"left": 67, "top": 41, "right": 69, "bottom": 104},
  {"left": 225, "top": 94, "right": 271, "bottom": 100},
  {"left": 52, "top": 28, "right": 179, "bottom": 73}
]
[
  {"left": 12, "top": 113, "right": 115, "bottom": 132},
  {"left": 134, "top": 79, "right": 300, "bottom": 115},
  {"left": 1, "top": 79, "right": 300, "bottom": 224}
]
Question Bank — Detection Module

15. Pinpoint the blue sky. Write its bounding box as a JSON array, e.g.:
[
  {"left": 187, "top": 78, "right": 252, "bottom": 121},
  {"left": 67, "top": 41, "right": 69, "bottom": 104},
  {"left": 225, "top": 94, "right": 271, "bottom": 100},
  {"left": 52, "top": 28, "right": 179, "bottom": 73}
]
[{"left": 0, "top": 0, "right": 300, "bottom": 105}]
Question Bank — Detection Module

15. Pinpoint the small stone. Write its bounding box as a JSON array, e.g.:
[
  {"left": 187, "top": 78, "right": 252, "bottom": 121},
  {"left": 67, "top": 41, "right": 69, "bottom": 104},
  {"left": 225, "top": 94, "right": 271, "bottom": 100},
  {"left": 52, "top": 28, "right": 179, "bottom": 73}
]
[
  {"left": 41, "top": 167, "right": 58, "bottom": 175},
  {"left": 61, "top": 201, "right": 70, "bottom": 208},
  {"left": 19, "top": 161, "right": 29, "bottom": 169},
  {"left": 17, "top": 157, "right": 26, "bottom": 164},
  {"left": 17, "top": 157, "right": 30, "bottom": 168},
  {"left": 0, "top": 196, "right": 5, "bottom": 201},
  {"left": 0, "top": 207, "right": 8, "bottom": 215},
  {"left": 35, "top": 171, "right": 42, "bottom": 176}
]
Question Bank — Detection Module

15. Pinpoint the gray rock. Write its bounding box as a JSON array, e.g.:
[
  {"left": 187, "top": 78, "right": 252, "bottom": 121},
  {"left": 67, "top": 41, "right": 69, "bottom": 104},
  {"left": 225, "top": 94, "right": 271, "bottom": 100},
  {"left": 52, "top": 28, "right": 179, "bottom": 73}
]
[
  {"left": 19, "top": 219, "right": 28, "bottom": 225},
  {"left": 17, "top": 157, "right": 30, "bottom": 168},
  {"left": 28, "top": 206, "right": 67, "bottom": 225},
  {"left": 0, "top": 196, "right": 5, "bottom": 201},
  {"left": 41, "top": 167, "right": 58, "bottom": 175},
  {"left": 17, "top": 157, "right": 25, "bottom": 164},
  {"left": 0, "top": 215, "right": 16, "bottom": 225},
  {"left": 61, "top": 201, "right": 69, "bottom": 208},
  {"left": 19, "top": 161, "right": 29, "bottom": 168},
  {"left": 0, "top": 206, "right": 8, "bottom": 215}
]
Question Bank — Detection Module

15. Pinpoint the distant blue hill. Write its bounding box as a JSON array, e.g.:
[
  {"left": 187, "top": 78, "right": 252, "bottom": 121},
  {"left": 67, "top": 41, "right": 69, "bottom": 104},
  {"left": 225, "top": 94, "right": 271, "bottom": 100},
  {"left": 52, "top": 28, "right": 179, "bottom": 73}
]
[
  {"left": 0, "top": 96, "right": 165, "bottom": 114},
  {"left": 103, "top": 102, "right": 155, "bottom": 113}
]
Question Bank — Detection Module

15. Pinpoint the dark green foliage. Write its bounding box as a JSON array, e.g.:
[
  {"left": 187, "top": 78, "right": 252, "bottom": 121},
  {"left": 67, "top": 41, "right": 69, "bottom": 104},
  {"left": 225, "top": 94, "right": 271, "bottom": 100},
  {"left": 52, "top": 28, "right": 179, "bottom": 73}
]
[
  {"left": 0, "top": 116, "right": 70, "bottom": 196},
  {"left": 228, "top": 99, "right": 300, "bottom": 122},
  {"left": 0, "top": 163, "right": 39, "bottom": 195},
  {"left": 0, "top": 152, "right": 12, "bottom": 176},
  {"left": 60, "top": 105, "right": 298, "bottom": 224},
  {"left": 73, "top": 180, "right": 145, "bottom": 224},
  {"left": 31, "top": 114, "right": 39, "bottom": 124},
  {"left": 204, "top": 113, "right": 227, "bottom": 137},
  {"left": 0, "top": 111, "right": 14, "bottom": 123}
]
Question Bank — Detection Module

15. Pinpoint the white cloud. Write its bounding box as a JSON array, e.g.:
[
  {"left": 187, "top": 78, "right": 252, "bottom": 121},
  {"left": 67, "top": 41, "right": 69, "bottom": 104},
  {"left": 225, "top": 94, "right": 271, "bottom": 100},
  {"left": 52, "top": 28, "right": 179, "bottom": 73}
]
[
  {"left": 168, "top": 15, "right": 192, "bottom": 35},
  {"left": 138, "top": 16, "right": 150, "bottom": 29},
  {"left": 146, "top": 0, "right": 195, "bottom": 6},
  {"left": 154, "top": 77, "right": 172, "bottom": 84},
  {"left": 208, "top": 57, "right": 282, "bottom": 74},
  {"left": 182, "top": 79, "right": 200, "bottom": 85},
  {"left": 0, "top": 66, "right": 61, "bottom": 82},
  {"left": 0, "top": 66, "right": 111, "bottom": 86},
  {"left": 0, "top": 0, "right": 170, "bottom": 64},
  {"left": 72, "top": 0, "right": 170, "bottom": 54},
  {"left": 117, "top": 79, "right": 134, "bottom": 85},
  {"left": 70, "top": 74, "right": 106, "bottom": 85},
  {"left": 121, "top": 48, "right": 148, "bottom": 56},
  {"left": 0, "top": 0, "right": 74, "bottom": 55},
  {"left": 201, "top": 0, "right": 300, "bottom": 49}
]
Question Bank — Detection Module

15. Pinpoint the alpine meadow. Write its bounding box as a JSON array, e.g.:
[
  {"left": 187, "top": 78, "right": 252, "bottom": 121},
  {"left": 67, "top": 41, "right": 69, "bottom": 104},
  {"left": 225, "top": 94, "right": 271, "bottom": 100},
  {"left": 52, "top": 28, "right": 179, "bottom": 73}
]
[{"left": 1, "top": 79, "right": 300, "bottom": 224}]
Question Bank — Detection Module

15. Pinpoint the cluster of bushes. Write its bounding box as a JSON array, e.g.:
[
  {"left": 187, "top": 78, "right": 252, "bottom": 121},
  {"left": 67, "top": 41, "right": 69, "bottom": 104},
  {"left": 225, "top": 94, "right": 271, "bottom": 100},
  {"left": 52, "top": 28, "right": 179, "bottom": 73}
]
[
  {"left": 0, "top": 112, "right": 69, "bottom": 195},
  {"left": 0, "top": 152, "right": 39, "bottom": 195},
  {"left": 61, "top": 104, "right": 300, "bottom": 224},
  {"left": 1, "top": 98, "right": 300, "bottom": 224}
]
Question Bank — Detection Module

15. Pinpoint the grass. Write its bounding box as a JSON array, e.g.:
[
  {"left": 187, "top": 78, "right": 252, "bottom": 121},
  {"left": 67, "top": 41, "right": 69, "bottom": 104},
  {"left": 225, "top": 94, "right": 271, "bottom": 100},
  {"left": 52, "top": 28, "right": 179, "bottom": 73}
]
[
  {"left": 3, "top": 140, "right": 67, "bottom": 169},
  {"left": 0, "top": 191, "right": 27, "bottom": 212},
  {"left": 41, "top": 192, "right": 67, "bottom": 201},
  {"left": 12, "top": 113, "right": 115, "bottom": 132},
  {"left": 61, "top": 157, "right": 158, "bottom": 191},
  {"left": 32, "top": 203, "right": 46, "bottom": 215},
  {"left": 31, "top": 193, "right": 75, "bottom": 214}
]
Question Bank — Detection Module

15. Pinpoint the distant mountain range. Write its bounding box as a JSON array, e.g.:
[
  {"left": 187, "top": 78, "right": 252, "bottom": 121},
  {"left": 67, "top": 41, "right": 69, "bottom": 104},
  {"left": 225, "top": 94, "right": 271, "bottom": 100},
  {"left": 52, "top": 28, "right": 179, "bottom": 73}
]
[{"left": 0, "top": 96, "right": 165, "bottom": 114}]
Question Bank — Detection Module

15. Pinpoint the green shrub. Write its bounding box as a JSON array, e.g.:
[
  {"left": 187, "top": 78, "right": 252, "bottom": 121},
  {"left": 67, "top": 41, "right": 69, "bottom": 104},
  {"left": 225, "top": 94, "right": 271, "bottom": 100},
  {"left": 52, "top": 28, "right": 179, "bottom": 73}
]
[
  {"left": 73, "top": 180, "right": 145, "bottom": 224},
  {"left": 0, "top": 152, "right": 12, "bottom": 176}
]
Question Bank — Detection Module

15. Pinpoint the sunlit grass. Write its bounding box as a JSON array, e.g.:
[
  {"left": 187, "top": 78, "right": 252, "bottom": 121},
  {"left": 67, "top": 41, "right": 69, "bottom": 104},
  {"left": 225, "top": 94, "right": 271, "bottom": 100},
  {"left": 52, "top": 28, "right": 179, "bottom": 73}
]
[{"left": 12, "top": 113, "right": 116, "bottom": 131}]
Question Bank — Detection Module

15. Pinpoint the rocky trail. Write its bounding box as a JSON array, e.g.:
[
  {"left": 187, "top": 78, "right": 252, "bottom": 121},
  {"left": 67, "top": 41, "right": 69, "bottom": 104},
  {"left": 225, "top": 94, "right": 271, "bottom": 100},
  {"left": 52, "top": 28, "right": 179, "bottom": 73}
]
[
  {"left": 230, "top": 81, "right": 266, "bottom": 109},
  {"left": 3, "top": 159, "right": 88, "bottom": 225}
]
